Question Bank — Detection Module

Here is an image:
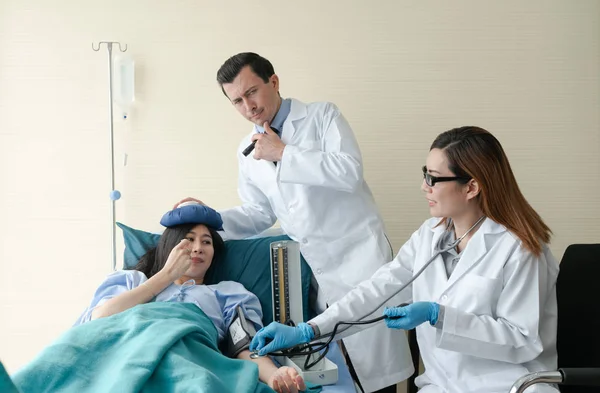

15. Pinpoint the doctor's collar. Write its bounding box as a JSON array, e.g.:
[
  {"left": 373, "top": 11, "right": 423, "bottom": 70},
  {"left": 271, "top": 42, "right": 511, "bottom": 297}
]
[{"left": 255, "top": 97, "right": 292, "bottom": 134}]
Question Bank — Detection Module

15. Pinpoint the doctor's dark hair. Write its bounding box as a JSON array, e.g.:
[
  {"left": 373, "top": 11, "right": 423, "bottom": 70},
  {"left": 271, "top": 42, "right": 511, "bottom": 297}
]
[
  {"left": 216, "top": 52, "right": 275, "bottom": 96},
  {"left": 431, "top": 126, "right": 551, "bottom": 255},
  {"left": 131, "top": 223, "right": 225, "bottom": 282}
]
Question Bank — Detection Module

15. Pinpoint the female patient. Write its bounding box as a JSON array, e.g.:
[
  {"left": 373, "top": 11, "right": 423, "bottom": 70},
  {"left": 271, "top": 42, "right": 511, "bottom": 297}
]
[{"left": 75, "top": 203, "right": 306, "bottom": 393}]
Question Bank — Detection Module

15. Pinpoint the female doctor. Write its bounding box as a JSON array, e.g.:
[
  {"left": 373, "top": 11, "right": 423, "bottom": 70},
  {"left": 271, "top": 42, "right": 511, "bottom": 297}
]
[{"left": 250, "top": 126, "right": 559, "bottom": 393}]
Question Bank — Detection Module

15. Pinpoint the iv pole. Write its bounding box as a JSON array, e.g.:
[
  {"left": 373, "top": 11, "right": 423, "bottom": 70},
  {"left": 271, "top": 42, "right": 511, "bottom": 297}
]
[{"left": 92, "top": 41, "right": 127, "bottom": 271}]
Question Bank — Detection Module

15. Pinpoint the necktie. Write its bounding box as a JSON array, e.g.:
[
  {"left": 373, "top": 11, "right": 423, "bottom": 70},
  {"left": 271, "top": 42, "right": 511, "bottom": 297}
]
[{"left": 271, "top": 127, "right": 280, "bottom": 167}]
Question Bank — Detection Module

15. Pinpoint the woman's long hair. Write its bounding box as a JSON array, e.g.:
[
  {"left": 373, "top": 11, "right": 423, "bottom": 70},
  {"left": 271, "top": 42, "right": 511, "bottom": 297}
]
[
  {"left": 431, "top": 126, "right": 551, "bottom": 255},
  {"left": 131, "top": 223, "right": 225, "bottom": 280}
]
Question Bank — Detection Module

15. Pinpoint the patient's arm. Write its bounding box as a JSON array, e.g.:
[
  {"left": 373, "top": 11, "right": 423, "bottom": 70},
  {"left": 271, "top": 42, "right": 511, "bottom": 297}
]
[
  {"left": 91, "top": 272, "right": 171, "bottom": 320},
  {"left": 237, "top": 350, "right": 306, "bottom": 393}
]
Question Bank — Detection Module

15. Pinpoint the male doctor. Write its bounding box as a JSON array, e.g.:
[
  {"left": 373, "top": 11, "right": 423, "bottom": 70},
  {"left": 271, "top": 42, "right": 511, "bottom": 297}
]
[{"left": 175, "top": 52, "right": 412, "bottom": 393}]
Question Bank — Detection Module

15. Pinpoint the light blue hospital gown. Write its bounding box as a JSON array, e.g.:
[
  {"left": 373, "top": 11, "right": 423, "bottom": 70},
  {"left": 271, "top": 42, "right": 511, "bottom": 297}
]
[{"left": 74, "top": 270, "right": 263, "bottom": 342}]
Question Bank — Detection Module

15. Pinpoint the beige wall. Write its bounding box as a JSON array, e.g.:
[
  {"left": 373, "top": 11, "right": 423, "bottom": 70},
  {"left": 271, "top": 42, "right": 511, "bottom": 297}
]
[{"left": 1, "top": 0, "right": 599, "bottom": 389}]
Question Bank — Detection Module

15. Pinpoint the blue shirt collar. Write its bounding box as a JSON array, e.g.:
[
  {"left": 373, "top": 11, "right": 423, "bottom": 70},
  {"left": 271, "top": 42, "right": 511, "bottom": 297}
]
[{"left": 255, "top": 98, "right": 291, "bottom": 135}]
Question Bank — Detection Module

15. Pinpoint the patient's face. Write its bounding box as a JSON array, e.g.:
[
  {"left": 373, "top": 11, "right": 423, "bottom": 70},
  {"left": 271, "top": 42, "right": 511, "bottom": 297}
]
[
  {"left": 181, "top": 224, "right": 215, "bottom": 280},
  {"left": 222, "top": 65, "right": 281, "bottom": 127}
]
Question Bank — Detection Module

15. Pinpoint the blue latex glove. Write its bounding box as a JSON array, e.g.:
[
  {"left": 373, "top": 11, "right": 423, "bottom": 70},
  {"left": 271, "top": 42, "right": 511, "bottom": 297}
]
[
  {"left": 250, "top": 322, "right": 314, "bottom": 356},
  {"left": 383, "top": 302, "right": 440, "bottom": 330}
]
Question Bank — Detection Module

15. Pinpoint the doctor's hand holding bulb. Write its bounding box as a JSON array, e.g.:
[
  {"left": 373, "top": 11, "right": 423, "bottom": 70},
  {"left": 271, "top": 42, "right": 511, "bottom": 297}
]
[
  {"left": 251, "top": 126, "right": 560, "bottom": 393},
  {"left": 383, "top": 302, "right": 439, "bottom": 330}
]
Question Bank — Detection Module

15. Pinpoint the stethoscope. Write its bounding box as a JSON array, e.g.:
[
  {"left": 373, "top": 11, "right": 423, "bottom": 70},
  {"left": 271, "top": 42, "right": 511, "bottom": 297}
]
[{"left": 251, "top": 215, "right": 487, "bottom": 367}]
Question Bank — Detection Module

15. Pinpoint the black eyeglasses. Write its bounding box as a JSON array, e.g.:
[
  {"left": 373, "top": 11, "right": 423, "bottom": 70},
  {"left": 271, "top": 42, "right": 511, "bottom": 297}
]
[{"left": 422, "top": 166, "right": 470, "bottom": 187}]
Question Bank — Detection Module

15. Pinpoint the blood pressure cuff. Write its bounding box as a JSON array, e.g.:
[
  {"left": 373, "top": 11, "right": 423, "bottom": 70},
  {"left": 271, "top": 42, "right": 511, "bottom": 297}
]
[
  {"left": 160, "top": 203, "right": 224, "bottom": 230},
  {"left": 226, "top": 305, "right": 257, "bottom": 358}
]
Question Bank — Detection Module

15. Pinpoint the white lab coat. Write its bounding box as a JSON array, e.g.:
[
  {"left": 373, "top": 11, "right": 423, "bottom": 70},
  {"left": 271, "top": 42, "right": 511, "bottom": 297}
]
[
  {"left": 219, "top": 98, "right": 414, "bottom": 392},
  {"left": 311, "top": 217, "right": 560, "bottom": 393}
]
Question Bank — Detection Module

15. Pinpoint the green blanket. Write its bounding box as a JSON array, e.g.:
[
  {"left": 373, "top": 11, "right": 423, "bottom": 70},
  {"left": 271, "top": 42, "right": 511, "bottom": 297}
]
[
  {"left": 5, "top": 303, "right": 316, "bottom": 393},
  {"left": 0, "top": 362, "right": 19, "bottom": 393}
]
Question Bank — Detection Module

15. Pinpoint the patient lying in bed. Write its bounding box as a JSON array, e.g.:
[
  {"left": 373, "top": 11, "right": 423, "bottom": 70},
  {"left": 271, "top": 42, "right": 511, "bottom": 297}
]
[
  {"left": 73, "top": 219, "right": 307, "bottom": 393},
  {"left": 6, "top": 206, "right": 312, "bottom": 393}
]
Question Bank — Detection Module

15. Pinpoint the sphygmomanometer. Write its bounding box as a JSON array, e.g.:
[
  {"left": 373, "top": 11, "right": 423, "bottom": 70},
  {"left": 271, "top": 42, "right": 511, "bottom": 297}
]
[{"left": 226, "top": 305, "right": 258, "bottom": 358}]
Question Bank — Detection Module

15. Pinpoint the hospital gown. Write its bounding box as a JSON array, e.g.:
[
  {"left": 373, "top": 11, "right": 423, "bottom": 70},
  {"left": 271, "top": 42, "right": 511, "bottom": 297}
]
[{"left": 74, "top": 270, "right": 263, "bottom": 341}]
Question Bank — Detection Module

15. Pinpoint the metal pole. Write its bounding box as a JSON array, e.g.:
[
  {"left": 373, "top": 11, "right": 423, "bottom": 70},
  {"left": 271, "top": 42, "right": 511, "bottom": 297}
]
[
  {"left": 93, "top": 41, "right": 127, "bottom": 272},
  {"left": 107, "top": 43, "right": 117, "bottom": 271}
]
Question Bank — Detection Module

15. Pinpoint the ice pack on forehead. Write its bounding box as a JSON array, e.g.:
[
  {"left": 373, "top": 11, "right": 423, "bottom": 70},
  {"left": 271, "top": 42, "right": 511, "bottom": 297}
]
[{"left": 160, "top": 201, "right": 224, "bottom": 230}]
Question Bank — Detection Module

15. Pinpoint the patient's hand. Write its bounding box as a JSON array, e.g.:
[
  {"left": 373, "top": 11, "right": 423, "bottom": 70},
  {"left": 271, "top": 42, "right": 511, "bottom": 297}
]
[
  {"left": 161, "top": 239, "right": 192, "bottom": 281},
  {"left": 268, "top": 366, "right": 307, "bottom": 393}
]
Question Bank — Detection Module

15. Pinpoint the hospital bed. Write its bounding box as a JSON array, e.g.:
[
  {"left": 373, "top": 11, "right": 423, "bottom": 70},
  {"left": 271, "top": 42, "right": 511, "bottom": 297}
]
[{"left": 118, "top": 223, "right": 358, "bottom": 392}]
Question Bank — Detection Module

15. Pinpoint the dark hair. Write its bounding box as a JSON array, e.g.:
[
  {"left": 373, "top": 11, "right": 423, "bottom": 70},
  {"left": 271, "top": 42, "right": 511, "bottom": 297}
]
[
  {"left": 431, "top": 126, "right": 551, "bottom": 255},
  {"left": 131, "top": 223, "right": 225, "bottom": 282},
  {"left": 216, "top": 52, "right": 275, "bottom": 96}
]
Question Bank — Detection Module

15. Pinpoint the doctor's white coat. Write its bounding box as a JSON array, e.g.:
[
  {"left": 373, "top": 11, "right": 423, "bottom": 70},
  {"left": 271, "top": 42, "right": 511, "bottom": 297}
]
[
  {"left": 311, "top": 217, "right": 560, "bottom": 393},
  {"left": 219, "top": 99, "right": 414, "bottom": 392}
]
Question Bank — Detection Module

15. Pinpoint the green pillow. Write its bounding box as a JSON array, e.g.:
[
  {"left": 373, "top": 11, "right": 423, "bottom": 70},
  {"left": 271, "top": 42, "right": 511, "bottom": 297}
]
[
  {"left": 116, "top": 222, "right": 313, "bottom": 325},
  {"left": 116, "top": 223, "right": 161, "bottom": 268}
]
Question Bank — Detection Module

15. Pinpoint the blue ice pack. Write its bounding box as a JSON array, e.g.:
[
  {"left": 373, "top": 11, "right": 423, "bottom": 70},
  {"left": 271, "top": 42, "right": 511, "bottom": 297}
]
[{"left": 160, "top": 203, "right": 224, "bottom": 231}]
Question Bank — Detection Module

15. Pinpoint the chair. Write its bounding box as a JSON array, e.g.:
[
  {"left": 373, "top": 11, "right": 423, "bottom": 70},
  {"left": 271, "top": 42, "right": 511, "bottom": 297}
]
[{"left": 510, "top": 243, "right": 600, "bottom": 392}]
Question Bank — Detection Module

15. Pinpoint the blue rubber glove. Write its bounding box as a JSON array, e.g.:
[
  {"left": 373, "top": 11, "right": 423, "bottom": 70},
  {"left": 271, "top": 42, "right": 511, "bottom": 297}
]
[
  {"left": 383, "top": 302, "right": 440, "bottom": 330},
  {"left": 250, "top": 322, "right": 314, "bottom": 356}
]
